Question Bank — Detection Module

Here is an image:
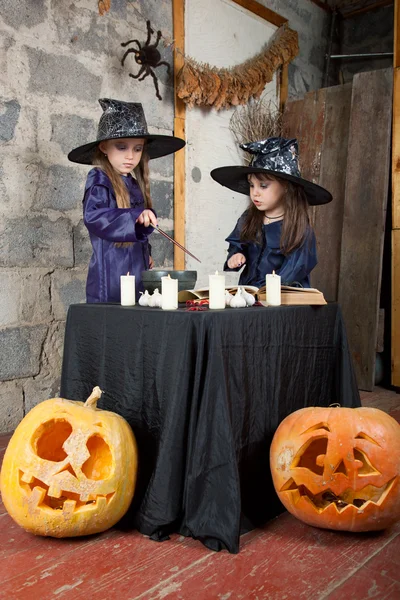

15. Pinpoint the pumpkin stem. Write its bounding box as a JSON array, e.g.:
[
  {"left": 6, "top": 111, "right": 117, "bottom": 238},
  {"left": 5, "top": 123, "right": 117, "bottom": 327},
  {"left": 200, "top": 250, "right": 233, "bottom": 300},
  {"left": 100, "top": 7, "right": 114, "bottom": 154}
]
[{"left": 84, "top": 386, "right": 103, "bottom": 408}]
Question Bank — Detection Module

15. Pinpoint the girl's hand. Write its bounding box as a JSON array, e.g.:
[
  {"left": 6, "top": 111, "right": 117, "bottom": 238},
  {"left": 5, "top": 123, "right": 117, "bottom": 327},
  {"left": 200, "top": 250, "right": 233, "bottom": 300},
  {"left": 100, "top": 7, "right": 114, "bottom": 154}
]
[
  {"left": 136, "top": 209, "right": 157, "bottom": 228},
  {"left": 227, "top": 253, "right": 246, "bottom": 269},
  {"left": 149, "top": 256, "right": 154, "bottom": 269}
]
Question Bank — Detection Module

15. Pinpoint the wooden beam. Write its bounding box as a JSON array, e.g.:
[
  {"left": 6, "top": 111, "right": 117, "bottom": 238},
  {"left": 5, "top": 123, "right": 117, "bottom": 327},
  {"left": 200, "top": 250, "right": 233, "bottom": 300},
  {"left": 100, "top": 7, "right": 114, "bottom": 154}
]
[
  {"left": 230, "top": 0, "right": 287, "bottom": 26},
  {"left": 342, "top": 0, "right": 393, "bottom": 19},
  {"left": 393, "top": 229, "right": 400, "bottom": 386},
  {"left": 395, "top": 0, "right": 400, "bottom": 67},
  {"left": 308, "top": 0, "right": 331, "bottom": 12},
  {"left": 392, "top": 0, "right": 400, "bottom": 386},
  {"left": 394, "top": 68, "right": 400, "bottom": 229},
  {"left": 173, "top": 0, "right": 186, "bottom": 270}
]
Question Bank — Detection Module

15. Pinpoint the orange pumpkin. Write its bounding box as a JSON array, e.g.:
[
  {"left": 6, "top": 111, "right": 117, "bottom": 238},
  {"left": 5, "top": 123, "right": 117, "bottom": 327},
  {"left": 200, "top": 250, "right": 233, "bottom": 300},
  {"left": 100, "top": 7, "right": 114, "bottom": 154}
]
[
  {"left": 0, "top": 387, "right": 137, "bottom": 537},
  {"left": 270, "top": 406, "right": 400, "bottom": 531}
]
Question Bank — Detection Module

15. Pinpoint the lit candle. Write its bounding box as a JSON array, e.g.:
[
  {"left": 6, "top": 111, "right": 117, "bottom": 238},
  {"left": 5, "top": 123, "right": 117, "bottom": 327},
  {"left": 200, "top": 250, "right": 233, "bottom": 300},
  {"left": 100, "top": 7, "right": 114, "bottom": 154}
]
[
  {"left": 209, "top": 270, "right": 225, "bottom": 309},
  {"left": 266, "top": 270, "right": 281, "bottom": 306},
  {"left": 120, "top": 272, "right": 136, "bottom": 306},
  {"left": 161, "top": 274, "right": 178, "bottom": 310}
]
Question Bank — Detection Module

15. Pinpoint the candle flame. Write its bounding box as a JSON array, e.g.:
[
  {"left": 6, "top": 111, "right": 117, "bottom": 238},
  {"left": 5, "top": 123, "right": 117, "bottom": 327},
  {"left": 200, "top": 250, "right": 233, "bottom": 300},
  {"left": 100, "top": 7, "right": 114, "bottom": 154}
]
[
  {"left": 272, "top": 270, "right": 275, "bottom": 275},
  {"left": 215, "top": 270, "right": 218, "bottom": 275},
  {"left": 167, "top": 274, "right": 171, "bottom": 279}
]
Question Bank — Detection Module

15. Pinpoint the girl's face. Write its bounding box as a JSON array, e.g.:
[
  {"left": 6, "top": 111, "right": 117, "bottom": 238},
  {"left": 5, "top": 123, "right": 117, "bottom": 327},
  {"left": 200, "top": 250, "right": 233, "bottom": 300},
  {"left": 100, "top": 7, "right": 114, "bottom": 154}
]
[
  {"left": 99, "top": 138, "right": 145, "bottom": 175},
  {"left": 248, "top": 174, "right": 286, "bottom": 216}
]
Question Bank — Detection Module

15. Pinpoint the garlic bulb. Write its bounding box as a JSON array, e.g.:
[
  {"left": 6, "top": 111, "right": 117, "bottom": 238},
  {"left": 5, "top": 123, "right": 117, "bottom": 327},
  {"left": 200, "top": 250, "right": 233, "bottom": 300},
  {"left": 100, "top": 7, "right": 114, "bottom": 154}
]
[
  {"left": 152, "top": 288, "right": 162, "bottom": 308},
  {"left": 241, "top": 287, "right": 256, "bottom": 306},
  {"left": 139, "top": 290, "right": 150, "bottom": 306},
  {"left": 230, "top": 287, "right": 247, "bottom": 308},
  {"left": 225, "top": 290, "right": 234, "bottom": 306}
]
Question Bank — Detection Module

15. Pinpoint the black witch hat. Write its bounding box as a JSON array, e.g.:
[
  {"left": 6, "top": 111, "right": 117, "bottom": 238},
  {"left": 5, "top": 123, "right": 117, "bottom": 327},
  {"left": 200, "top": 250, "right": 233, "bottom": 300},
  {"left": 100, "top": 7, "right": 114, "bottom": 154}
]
[
  {"left": 68, "top": 98, "right": 185, "bottom": 164},
  {"left": 210, "top": 137, "right": 332, "bottom": 206}
]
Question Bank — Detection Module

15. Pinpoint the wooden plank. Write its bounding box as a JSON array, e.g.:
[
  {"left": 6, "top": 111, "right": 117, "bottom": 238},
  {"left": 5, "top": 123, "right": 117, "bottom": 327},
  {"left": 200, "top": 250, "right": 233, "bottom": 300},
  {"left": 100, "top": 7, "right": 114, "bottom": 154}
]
[
  {"left": 133, "top": 514, "right": 399, "bottom": 600},
  {"left": 393, "top": 229, "right": 400, "bottom": 386},
  {"left": 173, "top": 0, "right": 186, "bottom": 270},
  {"left": 283, "top": 88, "right": 325, "bottom": 188},
  {"left": 394, "top": 0, "right": 400, "bottom": 67},
  {"left": 338, "top": 69, "right": 393, "bottom": 391},
  {"left": 230, "top": 0, "right": 287, "bottom": 27},
  {"left": 393, "top": 69, "right": 400, "bottom": 229},
  {"left": 343, "top": 0, "right": 394, "bottom": 19},
  {"left": 283, "top": 85, "right": 352, "bottom": 301},
  {"left": 392, "top": 0, "right": 400, "bottom": 387},
  {"left": 313, "top": 83, "right": 353, "bottom": 301}
]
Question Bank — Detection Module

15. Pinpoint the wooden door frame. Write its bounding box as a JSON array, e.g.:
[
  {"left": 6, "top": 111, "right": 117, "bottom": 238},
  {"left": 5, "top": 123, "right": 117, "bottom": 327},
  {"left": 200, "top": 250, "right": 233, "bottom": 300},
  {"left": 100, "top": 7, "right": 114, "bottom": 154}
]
[
  {"left": 172, "top": 0, "right": 288, "bottom": 269},
  {"left": 392, "top": 0, "right": 400, "bottom": 386}
]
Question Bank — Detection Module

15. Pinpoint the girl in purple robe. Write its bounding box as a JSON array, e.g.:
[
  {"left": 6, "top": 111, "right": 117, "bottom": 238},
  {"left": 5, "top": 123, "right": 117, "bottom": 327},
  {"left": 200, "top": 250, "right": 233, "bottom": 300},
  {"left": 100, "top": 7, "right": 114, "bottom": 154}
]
[
  {"left": 210, "top": 138, "right": 333, "bottom": 288},
  {"left": 68, "top": 99, "right": 185, "bottom": 303}
]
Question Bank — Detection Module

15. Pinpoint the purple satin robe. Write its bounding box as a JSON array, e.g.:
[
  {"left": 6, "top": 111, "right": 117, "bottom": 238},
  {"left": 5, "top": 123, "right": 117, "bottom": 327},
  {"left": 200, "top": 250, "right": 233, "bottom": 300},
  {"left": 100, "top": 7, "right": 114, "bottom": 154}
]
[{"left": 83, "top": 167, "right": 154, "bottom": 303}]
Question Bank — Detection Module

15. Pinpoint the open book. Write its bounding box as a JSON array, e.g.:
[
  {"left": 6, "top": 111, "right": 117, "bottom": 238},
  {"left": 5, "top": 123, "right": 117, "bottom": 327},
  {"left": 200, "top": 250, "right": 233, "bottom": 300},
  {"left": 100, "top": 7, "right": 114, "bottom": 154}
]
[
  {"left": 178, "top": 284, "right": 326, "bottom": 306},
  {"left": 257, "top": 285, "right": 326, "bottom": 306}
]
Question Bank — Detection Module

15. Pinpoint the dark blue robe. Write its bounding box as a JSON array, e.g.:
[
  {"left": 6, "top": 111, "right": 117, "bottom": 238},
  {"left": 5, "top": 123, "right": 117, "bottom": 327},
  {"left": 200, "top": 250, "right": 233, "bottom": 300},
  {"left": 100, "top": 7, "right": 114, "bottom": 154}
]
[
  {"left": 224, "top": 215, "right": 317, "bottom": 288},
  {"left": 83, "top": 168, "right": 154, "bottom": 303}
]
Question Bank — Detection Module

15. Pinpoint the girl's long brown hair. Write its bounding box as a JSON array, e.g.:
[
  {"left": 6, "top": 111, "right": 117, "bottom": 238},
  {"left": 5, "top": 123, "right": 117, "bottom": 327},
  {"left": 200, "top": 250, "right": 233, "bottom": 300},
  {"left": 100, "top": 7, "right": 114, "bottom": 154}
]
[
  {"left": 93, "top": 144, "right": 152, "bottom": 248},
  {"left": 240, "top": 173, "right": 310, "bottom": 255}
]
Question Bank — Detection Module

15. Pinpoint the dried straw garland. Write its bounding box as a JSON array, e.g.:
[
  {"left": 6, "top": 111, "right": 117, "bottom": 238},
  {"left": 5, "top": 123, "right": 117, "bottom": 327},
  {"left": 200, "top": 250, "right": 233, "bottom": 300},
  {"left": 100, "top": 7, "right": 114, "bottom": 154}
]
[{"left": 176, "top": 25, "right": 298, "bottom": 111}]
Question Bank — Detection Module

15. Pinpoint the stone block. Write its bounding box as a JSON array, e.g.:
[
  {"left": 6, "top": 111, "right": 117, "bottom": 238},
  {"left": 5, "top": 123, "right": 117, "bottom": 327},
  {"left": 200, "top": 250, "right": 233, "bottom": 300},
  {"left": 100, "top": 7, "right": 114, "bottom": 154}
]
[
  {"left": 23, "top": 322, "right": 64, "bottom": 413},
  {"left": 0, "top": 0, "right": 46, "bottom": 29},
  {"left": 52, "top": 0, "right": 108, "bottom": 55},
  {"left": 0, "top": 99, "right": 21, "bottom": 142},
  {"left": 26, "top": 47, "right": 102, "bottom": 102},
  {"left": 0, "top": 324, "right": 47, "bottom": 381},
  {"left": 0, "top": 269, "right": 51, "bottom": 328},
  {"left": 150, "top": 228, "right": 173, "bottom": 268},
  {"left": 51, "top": 114, "right": 97, "bottom": 155},
  {"left": 51, "top": 269, "right": 86, "bottom": 320},
  {"left": 35, "top": 164, "right": 82, "bottom": 211},
  {"left": 135, "top": 0, "right": 173, "bottom": 33},
  {"left": 0, "top": 380, "right": 24, "bottom": 433},
  {"left": 0, "top": 216, "right": 73, "bottom": 267},
  {"left": 150, "top": 152, "right": 173, "bottom": 179},
  {"left": 73, "top": 219, "right": 92, "bottom": 267},
  {"left": 151, "top": 180, "right": 173, "bottom": 219}
]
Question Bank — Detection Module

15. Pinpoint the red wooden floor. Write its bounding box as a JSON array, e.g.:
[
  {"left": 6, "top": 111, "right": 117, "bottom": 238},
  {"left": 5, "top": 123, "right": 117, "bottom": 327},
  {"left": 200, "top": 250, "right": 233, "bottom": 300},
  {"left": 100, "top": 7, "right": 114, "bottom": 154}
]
[{"left": 0, "top": 387, "right": 399, "bottom": 600}]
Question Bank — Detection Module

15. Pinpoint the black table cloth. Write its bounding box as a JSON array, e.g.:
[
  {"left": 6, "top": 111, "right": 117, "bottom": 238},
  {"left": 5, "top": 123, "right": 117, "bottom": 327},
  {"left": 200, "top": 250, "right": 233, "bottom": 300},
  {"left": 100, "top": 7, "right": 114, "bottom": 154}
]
[{"left": 60, "top": 303, "right": 361, "bottom": 553}]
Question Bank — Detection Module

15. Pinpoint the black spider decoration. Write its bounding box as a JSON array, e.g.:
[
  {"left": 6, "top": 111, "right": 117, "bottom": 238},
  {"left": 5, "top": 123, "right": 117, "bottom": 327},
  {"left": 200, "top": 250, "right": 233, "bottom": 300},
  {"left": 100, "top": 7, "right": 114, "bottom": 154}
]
[{"left": 121, "top": 20, "right": 171, "bottom": 101}]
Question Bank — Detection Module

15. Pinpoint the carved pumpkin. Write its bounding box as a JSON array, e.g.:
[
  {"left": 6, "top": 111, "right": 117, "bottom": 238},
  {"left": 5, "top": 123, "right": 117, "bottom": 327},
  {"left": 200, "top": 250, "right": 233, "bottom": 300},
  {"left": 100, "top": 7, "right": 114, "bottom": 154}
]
[
  {"left": 270, "top": 406, "right": 400, "bottom": 531},
  {"left": 0, "top": 387, "right": 137, "bottom": 537}
]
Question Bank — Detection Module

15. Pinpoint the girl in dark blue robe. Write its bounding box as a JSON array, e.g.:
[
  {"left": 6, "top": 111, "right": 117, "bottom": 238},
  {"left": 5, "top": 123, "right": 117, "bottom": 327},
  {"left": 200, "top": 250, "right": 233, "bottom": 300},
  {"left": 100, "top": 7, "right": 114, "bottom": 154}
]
[
  {"left": 210, "top": 138, "right": 332, "bottom": 288},
  {"left": 68, "top": 98, "right": 185, "bottom": 303}
]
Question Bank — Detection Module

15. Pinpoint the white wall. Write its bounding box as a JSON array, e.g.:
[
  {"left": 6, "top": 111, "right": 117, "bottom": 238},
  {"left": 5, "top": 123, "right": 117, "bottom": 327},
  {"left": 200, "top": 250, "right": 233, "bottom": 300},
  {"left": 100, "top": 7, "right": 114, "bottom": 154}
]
[{"left": 184, "top": 0, "right": 278, "bottom": 286}]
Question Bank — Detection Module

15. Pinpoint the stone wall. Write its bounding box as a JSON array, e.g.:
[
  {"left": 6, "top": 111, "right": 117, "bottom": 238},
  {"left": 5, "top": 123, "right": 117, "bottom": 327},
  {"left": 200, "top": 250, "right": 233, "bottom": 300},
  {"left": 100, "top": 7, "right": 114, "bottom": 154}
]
[{"left": 0, "top": 0, "right": 175, "bottom": 431}]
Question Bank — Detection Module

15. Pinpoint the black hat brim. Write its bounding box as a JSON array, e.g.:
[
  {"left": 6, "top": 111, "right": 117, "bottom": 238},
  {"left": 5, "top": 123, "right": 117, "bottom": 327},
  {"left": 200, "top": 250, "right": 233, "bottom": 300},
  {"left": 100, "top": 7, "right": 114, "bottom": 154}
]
[
  {"left": 210, "top": 166, "right": 332, "bottom": 206},
  {"left": 68, "top": 134, "right": 185, "bottom": 164}
]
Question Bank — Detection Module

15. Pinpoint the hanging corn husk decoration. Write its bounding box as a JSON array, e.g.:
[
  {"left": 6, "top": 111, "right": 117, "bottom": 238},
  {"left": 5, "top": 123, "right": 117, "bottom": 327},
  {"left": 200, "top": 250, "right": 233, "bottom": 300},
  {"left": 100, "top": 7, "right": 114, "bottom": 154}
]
[{"left": 176, "top": 25, "right": 298, "bottom": 111}]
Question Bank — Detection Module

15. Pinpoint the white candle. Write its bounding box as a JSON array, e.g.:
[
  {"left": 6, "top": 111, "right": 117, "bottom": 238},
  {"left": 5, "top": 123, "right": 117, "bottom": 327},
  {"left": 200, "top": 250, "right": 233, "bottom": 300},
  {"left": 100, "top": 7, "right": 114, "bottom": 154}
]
[
  {"left": 120, "top": 272, "right": 136, "bottom": 306},
  {"left": 161, "top": 274, "right": 178, "bottom": 310},
  {"left": 209, "top": 270, "right": 225, "bottom": 309},
  {"left": 266, "top": 270, "right": 281, "bottom": 306}
]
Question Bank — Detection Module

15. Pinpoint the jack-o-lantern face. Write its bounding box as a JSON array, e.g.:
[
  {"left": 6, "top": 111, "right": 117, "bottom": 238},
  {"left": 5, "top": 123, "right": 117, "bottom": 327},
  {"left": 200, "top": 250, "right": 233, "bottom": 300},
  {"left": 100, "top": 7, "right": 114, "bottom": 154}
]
[
  {"left": 0, "top": 388, "right": 137, "bottom": 537},
  {"left": 270, "top": 406, "right": 400, "bottom": 531}
]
